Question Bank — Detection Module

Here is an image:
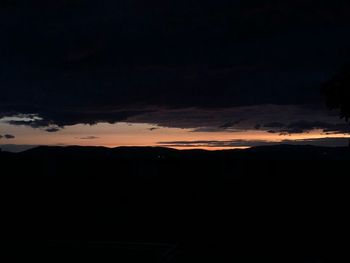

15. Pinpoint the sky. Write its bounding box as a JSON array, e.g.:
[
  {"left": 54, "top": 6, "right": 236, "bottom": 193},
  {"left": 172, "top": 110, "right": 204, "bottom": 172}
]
[{"left": 1, "top": 0, "right": 350, "bottom": 151}]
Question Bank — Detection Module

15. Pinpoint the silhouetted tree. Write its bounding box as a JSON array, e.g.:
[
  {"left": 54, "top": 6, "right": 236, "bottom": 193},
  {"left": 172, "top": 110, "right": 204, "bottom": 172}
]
[{"left": 323, "top": 65, "right": 350, "bottom": 122}]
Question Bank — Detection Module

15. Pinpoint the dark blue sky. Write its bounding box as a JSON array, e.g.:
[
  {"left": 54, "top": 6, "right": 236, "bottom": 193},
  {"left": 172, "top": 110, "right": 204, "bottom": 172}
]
[{"left": 1, "top": 0, "right": 350, "bottom": 147}]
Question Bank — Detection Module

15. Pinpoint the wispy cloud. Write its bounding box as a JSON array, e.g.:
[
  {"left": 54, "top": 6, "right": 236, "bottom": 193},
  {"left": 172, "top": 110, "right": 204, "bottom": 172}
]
[
  {"left": 0, "top": 134, "right": 15, "bottom": 139},
  {"left": 158, "top": 137, "right": 350, "bottom": 148},
  {"left": 128, "top": 105, "right": 349, "bottom": 135},
  {"left": 76, "top": 136, "right": 99, "bottom": 140}
]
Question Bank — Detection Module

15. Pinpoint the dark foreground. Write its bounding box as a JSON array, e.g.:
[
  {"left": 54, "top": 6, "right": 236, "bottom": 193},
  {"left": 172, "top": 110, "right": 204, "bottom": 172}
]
[{"left": 1, "top": 145, "right": 350, "bottom": 262}]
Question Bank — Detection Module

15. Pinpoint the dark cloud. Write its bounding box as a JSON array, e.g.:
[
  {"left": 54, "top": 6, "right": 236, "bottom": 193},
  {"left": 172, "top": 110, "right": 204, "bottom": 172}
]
[
  {"left": 45, "top": 127, "right": 61, "bottom": 133},
  {"left": 191, "top": 127, "right": 242, "bottom": 133},
  {"left": 265, "top": 121, "right": 350, "bottom": 135},
  {"left": 0, "top": 134, "right": 16, "bottom": 139},
  {"left": 4, "top": 109, "right": 151, "bottom": 129},
  {"left": 158, "top": 137, "right": 350, "bottom": 148},
  {"left": 219, "top": 119, "right": 244, "bottom": 129},
  {"left": 128, "top": 105, "right": 350, "bottom": 134},
  {"left": 1, "top": 1, "right": 350, "bottom": 127},
  {"left": 264, "top": 122, "right": 285, "bottom": 128},
  {"left": 323, "top": 123, "right": 350, "bottom": 134},
  {"left": 267, "top": 130, "right": 280, "bottom": 134},
  {"left": 158, "top": 140, "right": 257, "bottom": 148},
  {"left": 77, "top": 136, "right": 99, "bottom": 140}
]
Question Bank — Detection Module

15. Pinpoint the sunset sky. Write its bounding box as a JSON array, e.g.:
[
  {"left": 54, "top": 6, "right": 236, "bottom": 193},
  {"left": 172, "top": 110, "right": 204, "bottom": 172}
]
[{"left": 1, "top": 1, "right": 350, "bottom": 151}]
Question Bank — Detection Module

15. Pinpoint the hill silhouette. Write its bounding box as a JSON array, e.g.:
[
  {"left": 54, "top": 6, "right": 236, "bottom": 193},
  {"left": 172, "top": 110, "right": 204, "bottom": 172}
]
[{"left": 1, "top": 145, "right": 350, "bottom": 262}]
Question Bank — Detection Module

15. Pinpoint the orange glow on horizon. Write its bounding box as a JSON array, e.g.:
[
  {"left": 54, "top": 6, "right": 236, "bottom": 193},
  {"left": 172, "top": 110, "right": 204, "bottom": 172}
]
[{"left": 1, "top": 122, "right": 350, "bottom": 150}]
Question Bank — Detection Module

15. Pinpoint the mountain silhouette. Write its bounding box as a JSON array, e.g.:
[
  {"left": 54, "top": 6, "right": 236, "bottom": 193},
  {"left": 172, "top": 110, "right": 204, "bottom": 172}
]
[{"left": 1, "top": 145, "right": 350, "bottom": 262}]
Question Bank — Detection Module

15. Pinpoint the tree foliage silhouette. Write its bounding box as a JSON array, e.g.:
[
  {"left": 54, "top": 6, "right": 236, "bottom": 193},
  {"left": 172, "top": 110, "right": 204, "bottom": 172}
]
[{"left": 323, "top": 65, "right": 350, "bottom": 122}]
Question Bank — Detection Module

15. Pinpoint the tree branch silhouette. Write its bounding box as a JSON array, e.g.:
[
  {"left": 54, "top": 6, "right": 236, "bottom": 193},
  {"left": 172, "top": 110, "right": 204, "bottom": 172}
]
[{"left": 323, "top": 65, "right": 350, "bottom": 122}]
